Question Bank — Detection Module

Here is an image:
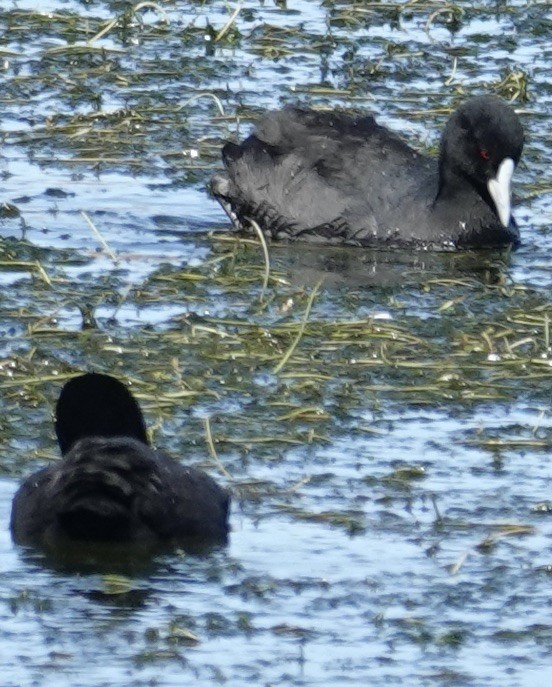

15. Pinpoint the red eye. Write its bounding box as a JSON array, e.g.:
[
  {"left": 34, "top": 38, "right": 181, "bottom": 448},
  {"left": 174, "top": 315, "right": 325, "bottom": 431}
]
[{"left": 479, "top": 148, "right": 490, "bottom": 161}]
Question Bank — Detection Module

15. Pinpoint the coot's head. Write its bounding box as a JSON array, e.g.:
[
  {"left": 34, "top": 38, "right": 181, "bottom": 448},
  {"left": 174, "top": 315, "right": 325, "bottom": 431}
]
[
  {"left": 439, "top": 95, "right": 524, "bottom": 227},
  {"left": 55, "top": 373, "right": 149, "bottom": 455}
]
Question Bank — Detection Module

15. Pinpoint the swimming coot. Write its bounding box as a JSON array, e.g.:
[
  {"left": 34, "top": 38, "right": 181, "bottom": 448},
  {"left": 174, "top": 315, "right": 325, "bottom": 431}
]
[
  {"left": 211, "top": 95, "right": 524, "bottom": 250},
  {"left": 10, "top": 373, "right": 230, "bottom": 549}
]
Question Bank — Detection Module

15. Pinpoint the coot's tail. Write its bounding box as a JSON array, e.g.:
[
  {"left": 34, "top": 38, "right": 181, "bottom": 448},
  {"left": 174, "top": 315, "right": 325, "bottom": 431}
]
[{"left": 210, "top": 169, "right": 245, "bottom": 232}]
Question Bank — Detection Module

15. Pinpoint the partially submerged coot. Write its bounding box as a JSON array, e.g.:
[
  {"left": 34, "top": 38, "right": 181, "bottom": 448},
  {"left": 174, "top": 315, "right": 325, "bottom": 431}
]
[
  {"left": 10, "top": 373, "right": 230, "bottom": 550},
  {"left": 211, "top": 95, "right": 524, "bottom": 250}
]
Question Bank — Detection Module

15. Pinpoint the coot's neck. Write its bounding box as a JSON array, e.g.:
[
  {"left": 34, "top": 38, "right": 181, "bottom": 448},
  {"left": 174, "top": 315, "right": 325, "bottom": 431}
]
[
  {"left": 435, "top": 161, "right": 495, "bottom": 217},
  {"left": 433, "top": 160, "right": 518, "bottom": 247}
]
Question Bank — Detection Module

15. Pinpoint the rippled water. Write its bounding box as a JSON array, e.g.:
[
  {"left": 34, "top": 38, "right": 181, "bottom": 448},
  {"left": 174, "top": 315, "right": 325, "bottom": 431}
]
[{"left": 1, "top": 1, "right": 551, "bottom": 686}]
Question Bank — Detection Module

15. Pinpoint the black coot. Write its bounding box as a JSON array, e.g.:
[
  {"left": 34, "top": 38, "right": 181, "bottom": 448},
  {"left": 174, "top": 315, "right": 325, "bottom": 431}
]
[
  {"left": 10, "top": 373, "right": 230, "bottom": 549},
  {"left": 211, "top": 95, "right": 524, "bottom": 250}
]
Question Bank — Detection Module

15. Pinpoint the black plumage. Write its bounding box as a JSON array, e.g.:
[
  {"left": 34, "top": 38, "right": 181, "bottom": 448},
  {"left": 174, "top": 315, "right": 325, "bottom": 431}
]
[
  {"left": 10, "top": 373, "right": 230, "bottom": 550},
  {"left": 211, "top": 96, "right": 524, "bottom": 250}
]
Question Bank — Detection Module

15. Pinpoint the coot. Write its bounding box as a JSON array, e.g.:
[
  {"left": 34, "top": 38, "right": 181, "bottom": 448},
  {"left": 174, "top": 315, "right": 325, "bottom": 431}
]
[
  {"left": 211, "top": 95, "right": 524, "bottom": 250},
  {"left": 10, "top": 373, "right": 230, "bottom": 549}
]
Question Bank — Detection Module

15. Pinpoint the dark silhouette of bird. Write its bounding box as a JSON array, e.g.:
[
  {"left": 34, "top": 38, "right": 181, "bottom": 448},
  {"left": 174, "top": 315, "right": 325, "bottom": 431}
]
[{"left": 10, "top": 373, "right": 230, "bottom": 551}]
